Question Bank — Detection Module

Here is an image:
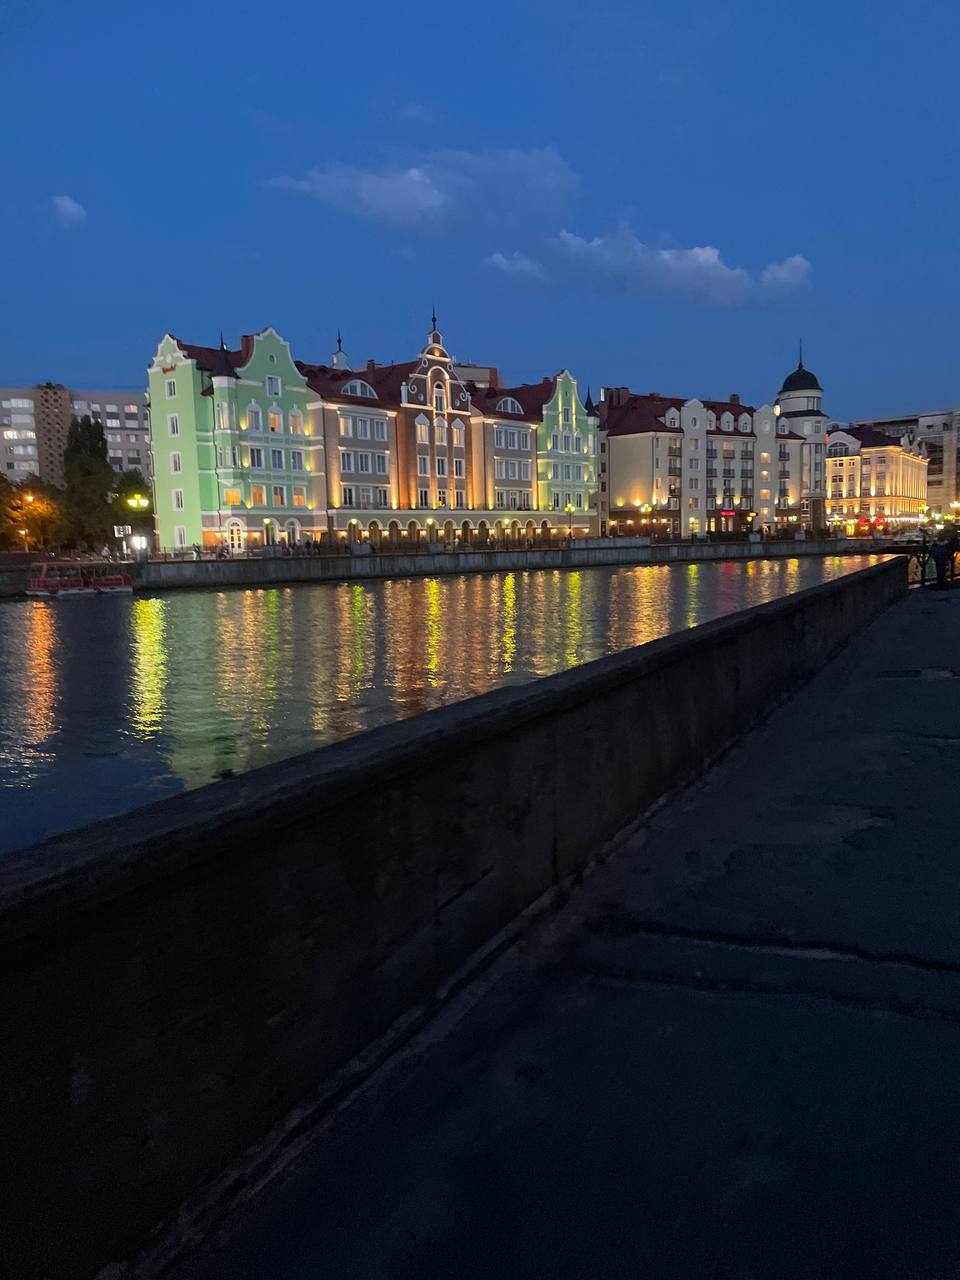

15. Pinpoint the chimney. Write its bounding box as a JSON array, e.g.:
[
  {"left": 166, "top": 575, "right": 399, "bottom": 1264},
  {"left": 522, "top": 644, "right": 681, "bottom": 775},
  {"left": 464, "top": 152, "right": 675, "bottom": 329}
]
[
  {"left": 367, "top": 359, "right": 376, "bottom": 372},
  {"left": 730, "top": 393, "right": 740, "bottom": 405},
  {"left": 648, "top": 391, "right": 660, "bottom": 398},
  {"left": 605, "top": 386, "right": 630, "bottom": 408}
]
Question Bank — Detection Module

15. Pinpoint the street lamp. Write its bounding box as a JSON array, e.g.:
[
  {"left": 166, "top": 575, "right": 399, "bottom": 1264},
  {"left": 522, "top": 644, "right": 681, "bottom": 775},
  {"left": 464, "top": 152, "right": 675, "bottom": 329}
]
[
  {"left": 19, "top": 528, "right": 28, "bottom": 553},
  {"left": 126, "top": 494, "right": 149, "bottom": 510},
  {"left": 564, "top": 503, "right": 575, "bottom": 539}
]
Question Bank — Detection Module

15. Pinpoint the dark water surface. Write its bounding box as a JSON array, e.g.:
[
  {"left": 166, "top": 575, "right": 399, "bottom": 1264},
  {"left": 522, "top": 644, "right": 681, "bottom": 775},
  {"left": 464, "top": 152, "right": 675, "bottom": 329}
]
[{"left": 0, "top": 556, "right": 881, "bottom": 853}]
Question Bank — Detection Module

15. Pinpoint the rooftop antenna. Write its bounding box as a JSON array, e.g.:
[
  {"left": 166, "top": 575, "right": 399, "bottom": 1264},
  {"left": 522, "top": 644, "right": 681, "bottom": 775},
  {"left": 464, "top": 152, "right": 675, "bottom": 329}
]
[
  {"left": 336, "top": 329, "right": 343, "bottom": 352},
  {"left": 431, "top": 307, "right": 438, "bottom": 330},
  {"left": 799, "top": 337, "right": 803, "bottom": 367}
]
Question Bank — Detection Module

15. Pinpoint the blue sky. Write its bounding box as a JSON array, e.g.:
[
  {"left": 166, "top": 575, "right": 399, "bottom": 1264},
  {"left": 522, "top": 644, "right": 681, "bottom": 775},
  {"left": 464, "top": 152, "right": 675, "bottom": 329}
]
[{"left": 2, "top": 0, "right": 957, "bottom": 419}]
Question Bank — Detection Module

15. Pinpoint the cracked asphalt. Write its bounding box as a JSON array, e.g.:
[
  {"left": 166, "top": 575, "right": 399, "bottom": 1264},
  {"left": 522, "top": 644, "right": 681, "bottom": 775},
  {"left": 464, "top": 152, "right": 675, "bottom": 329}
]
[{"left": 174, "top": 587, "right": 960, "bottom": 1280}]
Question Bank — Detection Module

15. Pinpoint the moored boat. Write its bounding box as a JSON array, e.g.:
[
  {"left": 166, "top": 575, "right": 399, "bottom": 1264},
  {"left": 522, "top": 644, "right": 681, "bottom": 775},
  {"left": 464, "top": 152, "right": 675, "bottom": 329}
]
[{"left": 26, "top": 562, "right": 133, "bottom": 597}]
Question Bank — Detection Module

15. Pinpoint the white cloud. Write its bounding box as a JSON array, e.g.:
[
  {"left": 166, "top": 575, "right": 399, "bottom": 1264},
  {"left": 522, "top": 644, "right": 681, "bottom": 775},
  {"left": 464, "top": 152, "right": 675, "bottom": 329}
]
[
  {"left": 271, "top": 147, "right": 578, "bottom": 231},
  {"left": 484, "top": 250, "right": 549, "bottom": 282},
  {"left": 554, "top": 228, "right": 810, "bottom": 306},
  {"left": 50, "top": 194, "right": 87, "bottom": 228}
]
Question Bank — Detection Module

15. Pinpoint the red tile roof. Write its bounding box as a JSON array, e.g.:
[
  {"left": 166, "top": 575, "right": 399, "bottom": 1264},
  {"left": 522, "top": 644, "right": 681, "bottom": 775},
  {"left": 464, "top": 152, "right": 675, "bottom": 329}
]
[
  {"left": 837, "top": 425, "right": 900, "bottom": 449},
  {"left": 604, "top": 393, "right": 757, "bottom": 438},
  {"left": 469, "top": 377, "right": 557, "bottom": 422},
  {"left": 296, "top": 360, "right": 417, "bottom": 409}
]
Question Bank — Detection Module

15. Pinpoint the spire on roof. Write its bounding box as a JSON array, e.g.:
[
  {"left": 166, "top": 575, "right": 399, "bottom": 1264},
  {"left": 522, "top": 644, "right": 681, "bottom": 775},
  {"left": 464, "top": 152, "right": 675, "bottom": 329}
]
[
  {"left": 331, "top": 330, "right": 351, "bottom": 370},
  {"left": 583, "top": 385, "right": 596, "bottom": 415},
  {"left": 337, "top": 329, "right": 343, "bottom": 353},
  {"left": 431, "top": 307, "right": 438, "bottom": 330},
  {"left": 219, "top": 331, "right": 226, "bottom": 350}
]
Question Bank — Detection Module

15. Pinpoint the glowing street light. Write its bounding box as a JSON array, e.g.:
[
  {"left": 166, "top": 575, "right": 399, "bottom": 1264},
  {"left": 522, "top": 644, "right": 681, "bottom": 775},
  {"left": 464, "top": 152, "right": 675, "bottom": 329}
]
[
  {"left": 564, "top": 502, "right": 575, "bottom": 539},
  {"left": 126, "top": 494, "right": 150, "bottom": 510},
  {"left": 19, "top": 528, "right": 28, "bottom": 552}
]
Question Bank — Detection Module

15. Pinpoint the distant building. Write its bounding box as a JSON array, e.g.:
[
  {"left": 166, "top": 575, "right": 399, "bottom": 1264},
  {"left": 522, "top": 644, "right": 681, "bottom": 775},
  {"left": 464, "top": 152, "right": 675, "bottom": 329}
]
[
  {"left": 0, "top": 384, "right": 150, "bottom": 486},
  {"left": 596, "top": 356, "right": 830, "bottom": 538},
  {"left": 825, "top": 425, "right": 928, "bottom": 528},
  {"left": 845, "top": 408, "right": 959, "bottom": 516},
  {"left": 146, "top": 322, "right": 598, "bottom": 552}
]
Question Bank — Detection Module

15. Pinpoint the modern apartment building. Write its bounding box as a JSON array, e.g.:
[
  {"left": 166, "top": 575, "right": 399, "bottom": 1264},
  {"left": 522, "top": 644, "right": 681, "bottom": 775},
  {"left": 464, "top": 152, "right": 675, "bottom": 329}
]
[
  {"left": 0, "top": 384, "right": 150, "bottom": 485},
  {"left": 846, "top": 408, "right": 959, "bottom": 515},
  {"left": 825, "top": 425, "right": 928, "bottom": 527},
  {"left": 596, "top": 357, "right": 829, "bottom": 537},
  {"left": 147, "top": 323, "right": 598, "bottom": 551}
]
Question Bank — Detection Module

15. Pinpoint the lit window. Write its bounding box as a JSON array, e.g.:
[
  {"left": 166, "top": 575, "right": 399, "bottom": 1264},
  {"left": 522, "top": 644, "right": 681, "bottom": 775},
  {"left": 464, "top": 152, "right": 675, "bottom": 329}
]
[
  {"left": 292, "top": 486, "right": 306, "bottom": 507},
  {"left": 289, "top": 409, "right": 303, "bottom": 435},
  {"left": 416, "top": 422, "right": 429, "bottom": 444},
  {"left": 251, "top": 484, "right": 266, "bottom": 505},
  {"left": 268, "top": 410, "right": 282, "bottom": 434},
  {"left": 272, "top": 485, "right": 285, "bottom": 506},
  {"left": 223, "top": 489, "right": 241, "bottom": 506}
]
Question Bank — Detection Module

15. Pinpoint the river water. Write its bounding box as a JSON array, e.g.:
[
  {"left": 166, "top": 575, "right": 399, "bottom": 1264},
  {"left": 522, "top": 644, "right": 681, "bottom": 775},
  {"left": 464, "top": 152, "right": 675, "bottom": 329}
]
[{"left": 0, "top": 556, "right": 881, "bottom": 853}]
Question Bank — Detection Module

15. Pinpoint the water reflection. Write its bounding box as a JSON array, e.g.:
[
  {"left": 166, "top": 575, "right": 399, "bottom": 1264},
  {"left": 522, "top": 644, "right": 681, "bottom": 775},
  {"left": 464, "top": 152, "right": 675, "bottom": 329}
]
[{"left": 0, "top": 556, "right": 884, "bottom": 851}]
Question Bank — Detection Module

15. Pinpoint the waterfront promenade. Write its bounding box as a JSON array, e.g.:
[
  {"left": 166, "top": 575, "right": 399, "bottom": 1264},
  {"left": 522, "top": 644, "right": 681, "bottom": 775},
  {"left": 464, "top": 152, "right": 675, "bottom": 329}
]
[{"left": 172, "top": 581, "right": 960, "bottom": 1280}]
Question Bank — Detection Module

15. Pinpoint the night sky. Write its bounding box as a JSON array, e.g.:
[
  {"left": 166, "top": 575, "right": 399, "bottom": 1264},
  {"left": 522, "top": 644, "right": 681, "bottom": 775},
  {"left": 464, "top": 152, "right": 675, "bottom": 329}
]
[{"left": 2, "top": 0, "right": 957, "bottom": 418}]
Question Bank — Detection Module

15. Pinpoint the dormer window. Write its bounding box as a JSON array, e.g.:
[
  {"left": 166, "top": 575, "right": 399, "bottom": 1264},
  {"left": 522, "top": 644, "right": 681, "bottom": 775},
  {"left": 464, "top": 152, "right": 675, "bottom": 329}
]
[
  {"left": 434, "top": 383, "right": 446, "bottom": 413},
  {"left": 343, "top": 380, "right": 377, "bottom": 399},
  {"left": 497, "top": 397, "right": 523, "bottom": 414}
]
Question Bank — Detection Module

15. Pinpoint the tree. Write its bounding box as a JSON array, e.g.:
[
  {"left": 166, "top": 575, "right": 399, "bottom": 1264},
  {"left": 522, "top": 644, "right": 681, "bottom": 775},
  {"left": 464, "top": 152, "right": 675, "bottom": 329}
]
[{"left": 63, "top": 416, "right": 116, "bottom": 546}]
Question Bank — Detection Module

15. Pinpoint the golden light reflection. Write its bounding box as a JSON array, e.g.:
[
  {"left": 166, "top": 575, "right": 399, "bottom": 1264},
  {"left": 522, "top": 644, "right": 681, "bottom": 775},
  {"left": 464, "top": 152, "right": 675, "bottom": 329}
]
[
  {"left": 23, "top": 603, "right": 58, "bottom": 747},
  {"left": 501, "top": 572, "right": 517, "bottom": 671},
  {"left": 564, "top": 571, "right": 583, "bottom": 668},
  {"left": 425, "top": 578, "right": 442, "bottom": 686},
  {"left": 130, "top": 597, "right": 167, "bottom": 739}
]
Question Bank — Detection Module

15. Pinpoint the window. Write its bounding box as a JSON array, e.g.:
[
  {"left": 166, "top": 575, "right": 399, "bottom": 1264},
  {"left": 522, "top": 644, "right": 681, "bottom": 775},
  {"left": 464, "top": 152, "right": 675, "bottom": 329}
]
[
  {"left": 689, "top": 458, "right": 700, "bottom": 471},
  {"left": 292, "top": 486, "right": 306, "bottom": 507},
  {"left": 175, "top": 526, "right": 187, "bottom": 548},
  {"left": 418, "top": 487, "right": 430, "bottom": 507},
  {"left": 562, "top": 405, "right": 571, "bottom": 425},
  {"left": 418, "top": 455, "right": 429, "bottom": 476},
  {"left": 341, "top": 451, "right": 354, "bottom": 473},
  {"left": 452, "top": 425, "right": 464, "bottom": 447},
  {"left": 291, "top": 450, "right": 304, "bottom": 470},
  {"left": 172, "top": 489, "right": 184, "bottom": 510},
  {"left": 170, "top": 452, "right": 182, "bottom": 474},
  {"left": 551, "top": 463, "right": 560, "bottom": 480},
  {"left": 495, "top": 458, "right": 505, "bottom": 480},
  {"left": 247, "top": 404, "right": 262, "bottom": 432},
  {"left": 223, "top": 488, "right": 241, "bottom": 506},
  {"left": 551, "top": 433, "right": 559, "bottom": 450},
  {"left": 507, "top": 430, "right": 517, "bottom": 449},
  {"left": 574, "top": 434, "right": 582, "bottom": 453},
  {"left": 495, "top": 489, "right": 507, "bottom": 509},
  {"left": 552, "top": 492, "right": 561, "bottom": 509},
  {"left": 416, "top": 422, "right": 429, "bottom": 444},
  {"left": 497, "top": 397, "right": 522, "bottom": 414},
  {"left": 167, "top": 413, "right": 180, "bottom": 436},
  {"left": 455, "top": 489, "right": 466, "bottom": 508},
  {"left": 575, "top": 493, "right": 583, "bottom": 509},
  {"left": 268, "top": 410, "right": 282, "bottom": 434},
  {"left": 251, "top": 484, "right": 266, "bottom": 505},
  {"left": 573, "top": 464, "right": 581, "bottom": 482},
  {"left": 374, "top": 419, "right": 387, "bottom": 441},
  {"left": 271, "top": 448, "right": 284, "bottom": 469},
  {"left": 437, "top": 456, "right": 448, "bottom": 477},
  {"left": 342, "top": 485, "right": 355, "bottom": 507},
  {"left": 165, "top": 378, "right": 176, "bottom": 398},
  {"left": 375, "top": 487, "right": 389, "bottom": 506},
  {"left": 230, "top": 445, "right": 240, "bottom": 467},
  {"left": 272, "top": 485, "right": 285, "bottom": 506},
  {"left": 375, "top": 453, "right": 388, "bottom": 474},
  {"left": 343, "top": 380, "right": 377, "bottom": 398},
  {"left": 563, "top": 434, "right": 571, "bottom": 452},
  {"left": 356, "top": 418, "right": 370, "bottom": 439},
  {"left": 107, "top": 432, "right": 122, "bottom": 443},
  {"left": 507, "top": 460, "right": 518, "bottom": 480},
  {"left": 494, "top": 428, "right": 505, "bottom": 448},
  {"left": 454, "top": 457, "right": 464, "bottom": 478},
  {"left": 517, "top": 430, "right": 529, "bottom": 450},
  {"left": 340, "top": 417, "right": 354, "bottom": 438},
  {"left": 289, "top": 409, "right": 303, "bottom": 435},
  {"left": 249, "top": 447, "right": 264, "bottom": 468},
  {"left": 563, "top": 464, "right": 571, "bottom": 481},
  {"left": 266, "top": 375, "right": 281, "bottom": 396},
  {"left": 434, "top": 383, "right": 446, "bottom": 413},
  {"left": 435, "top": 423, "right": 447, "bottom": 444},
  {"left": 216, "top": 402, "right": 233, "bottom": 431},
  {"left": 689, "top": 478, "right": 700, "bottom": 490},
  {"left": 358, "top": 453, "right": 371, "bottom": 473}
]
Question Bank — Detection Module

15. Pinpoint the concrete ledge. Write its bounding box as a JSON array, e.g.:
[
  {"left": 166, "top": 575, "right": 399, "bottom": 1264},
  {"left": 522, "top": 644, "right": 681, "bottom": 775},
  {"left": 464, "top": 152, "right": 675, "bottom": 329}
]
[
  {"left": 134, "top": 538, "right": 846, "bottom": 593},
  {"left": 0, "top": 557, "right": 907, "bottom": 1278}
]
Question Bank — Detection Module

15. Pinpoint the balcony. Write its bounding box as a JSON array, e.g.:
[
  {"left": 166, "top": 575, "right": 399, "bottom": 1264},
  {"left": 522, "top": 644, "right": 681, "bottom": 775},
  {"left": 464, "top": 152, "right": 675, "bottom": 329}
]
[
  {"left": 722, "top": 469, "right": 736, "bottom": 479},
  {"left": 668, "top": 466, "right": 682, "bottom": 477}
]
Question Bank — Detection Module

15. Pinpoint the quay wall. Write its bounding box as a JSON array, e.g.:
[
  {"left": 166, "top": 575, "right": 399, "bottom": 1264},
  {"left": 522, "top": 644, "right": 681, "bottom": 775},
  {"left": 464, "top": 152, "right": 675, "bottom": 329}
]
[
  {"left": 136, "top": 537, "right": 847, "bottom": 592},
  {"left": 0, "top": 557, "right": 907, "bottom": 1278}
]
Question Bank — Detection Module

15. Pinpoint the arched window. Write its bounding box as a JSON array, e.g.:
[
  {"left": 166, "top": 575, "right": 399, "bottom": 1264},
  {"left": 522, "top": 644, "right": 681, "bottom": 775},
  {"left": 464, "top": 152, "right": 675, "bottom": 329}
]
[
  {"left": 497, "top": 396, "right": 522, "bottom": 414},
  {"left": 246, "top": 403, "right": 262, "bottom": 432},
  {"left": 343, "top": 380, "right": 377, "bottom": 398},
  {"left": 434, "top": 382, "right": 447, "bottom": 413},
  {"left": 288, "top": 408, "right": 303, "bottom": 435}
]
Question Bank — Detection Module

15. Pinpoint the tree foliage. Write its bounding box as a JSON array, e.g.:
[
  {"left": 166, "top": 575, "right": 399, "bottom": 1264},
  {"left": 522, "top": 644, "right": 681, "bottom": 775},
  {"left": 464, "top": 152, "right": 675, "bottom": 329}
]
[
  {"left": 62, "top": 416, "right": 116, "bottom": 545},
  {"left": 0, "top": 477, "right": 64, "bottom": 549}
]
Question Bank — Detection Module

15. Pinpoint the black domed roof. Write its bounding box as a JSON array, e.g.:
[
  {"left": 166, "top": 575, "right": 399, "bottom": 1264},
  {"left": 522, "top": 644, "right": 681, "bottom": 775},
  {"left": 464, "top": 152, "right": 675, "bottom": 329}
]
[{"left": 780, "top": 361, "right": 822, "bottom": 394}]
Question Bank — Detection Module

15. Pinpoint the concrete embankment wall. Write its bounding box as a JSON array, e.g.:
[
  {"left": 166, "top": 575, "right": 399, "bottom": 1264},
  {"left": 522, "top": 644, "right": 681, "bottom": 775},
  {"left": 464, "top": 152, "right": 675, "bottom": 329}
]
[
  {"left": 134, "top": 537, "right": 844, "bottom": 593},
  {"left": 0, "top": 557, "right": 907, "bottom": 1278}
]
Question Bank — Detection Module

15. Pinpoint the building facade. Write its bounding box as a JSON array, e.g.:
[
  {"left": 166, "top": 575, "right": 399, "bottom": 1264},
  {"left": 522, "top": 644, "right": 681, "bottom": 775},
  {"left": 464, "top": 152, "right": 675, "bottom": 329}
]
[
  {"left": 597, "top": 357, "right": 830, "bottom": 538},
  {"left": 825, "top": 425, "right": 928, "bottom": 528},
  {"left": 147, "top": 323, "right": 599, "bottom": 551},
  {"left": 0, "top": 384, "right": 149, "bottom": 485},
  {"left": 845, "top": 408, "right": 959, "bottom": 515}
]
